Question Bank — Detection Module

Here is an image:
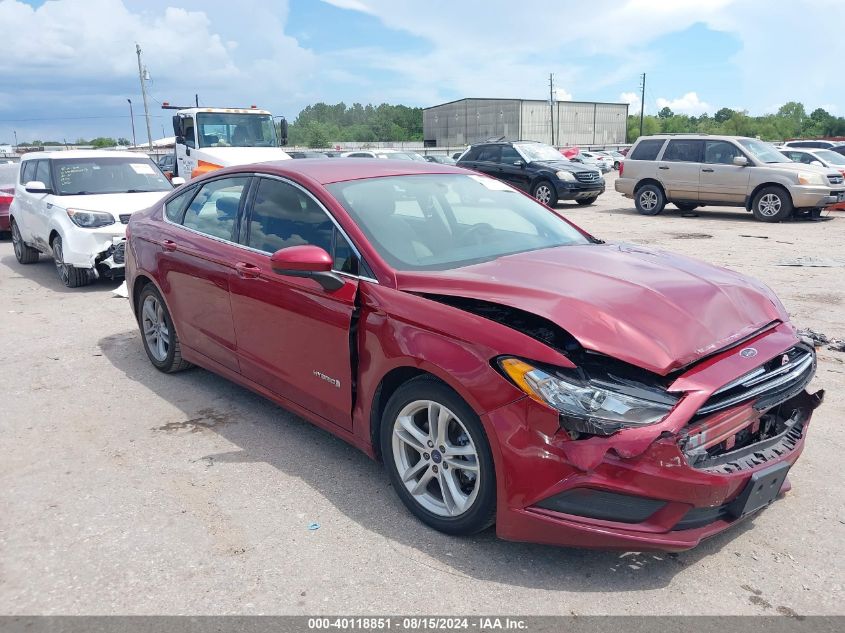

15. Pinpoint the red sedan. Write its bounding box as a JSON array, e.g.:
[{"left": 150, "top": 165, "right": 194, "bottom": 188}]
[{"left": 125, "top": 159, "right": 823, "bottom": 550}]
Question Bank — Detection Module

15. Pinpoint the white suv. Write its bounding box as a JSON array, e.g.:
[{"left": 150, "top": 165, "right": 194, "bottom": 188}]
[{"left": 9, "top": 150, "right": 181, "bottom": 287}]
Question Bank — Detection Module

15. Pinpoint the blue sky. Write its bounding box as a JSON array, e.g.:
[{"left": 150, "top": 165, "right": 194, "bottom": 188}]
[{"left": 1, "top": 0, "right": 842, "bottom": 143}]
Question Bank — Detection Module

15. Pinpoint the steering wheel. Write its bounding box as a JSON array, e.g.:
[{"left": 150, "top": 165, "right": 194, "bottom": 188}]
[{"left": 458, "top": 222, "right": 495, "bottom": 246}]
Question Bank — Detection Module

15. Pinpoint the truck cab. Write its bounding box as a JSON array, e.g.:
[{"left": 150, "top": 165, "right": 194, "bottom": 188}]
[{"left": 168, "top": 105, "right": 290, "bottom": 180}]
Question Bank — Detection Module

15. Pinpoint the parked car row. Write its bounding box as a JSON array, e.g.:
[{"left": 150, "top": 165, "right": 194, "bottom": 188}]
[{"left": 616, "top": 134, "right": 845, "bottom": 222}]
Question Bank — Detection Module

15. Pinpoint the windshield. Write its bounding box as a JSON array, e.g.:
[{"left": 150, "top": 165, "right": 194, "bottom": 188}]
[
  {"left": 326, "top": 174, "right": 590, "bottom": 271},
  {"left": 378, "top": 152, "right": 427, "bottom": 161},
  {"left": 52, "top": 157, "right": 172, "bottom": 195},
  {"left": 196, "top": 112, "right": 277, "bottom": 148},
  {"left": 813, "top": 149, "right": 845, "bottom": 165},
  {"left": 737, "top": 138, "right": 790, "bottom": 164},
  {"left": 515, "top": 143, "right": 565, "bottom": 162}
]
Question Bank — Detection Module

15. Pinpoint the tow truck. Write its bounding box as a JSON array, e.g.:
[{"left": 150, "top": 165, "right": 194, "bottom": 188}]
[{"left": 163, "top": 103, "right": 290, "bottom": 180}]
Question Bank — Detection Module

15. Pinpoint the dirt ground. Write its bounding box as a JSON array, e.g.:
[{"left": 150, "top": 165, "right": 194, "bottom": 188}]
[{"left": 1, "top": 172, "right": 843, "bottom": 615}]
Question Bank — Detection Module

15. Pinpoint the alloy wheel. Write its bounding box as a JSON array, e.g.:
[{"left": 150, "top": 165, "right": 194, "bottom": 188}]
[
  {"left": 639, "top": 190, "right": 658, "bottom": 211},
  {"left": 534, "top": 185, "right": 552, "bottom": 205},
  {"left": 391, "top": 399, "right": 480, "bottom": 517},
  {"left": 52, "top": 238, "right": 70, "bottom": 286},
  {"left": 142, "top": 294, "right": 170, "bottom": 362},
  {"left": 11, "top": 221, "right": 22, "bottom": 260},
  {"left": 758, "top": 193, "right": 782, "bottom": 217}
]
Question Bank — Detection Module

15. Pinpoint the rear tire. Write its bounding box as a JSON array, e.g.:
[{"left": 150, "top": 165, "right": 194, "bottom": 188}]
[
  {"left": 138, "top": 284, "right": 192, "bottom": 373},
  {"left": 380, "top": 376, "right": 496, "bottom": 536},
  {"left": 576, "top": 196, "right": 598, "bottom": 206},
  {"left": 11, "top": 219, "right": 39, "bottom": 264},
  {"left": 635, "top": 184, "right": 666, "bottom": 216},
  {"left": 51, "top": 235, "right": 93, "bottom": 288},
  {"left": 751, "top": 186, "right": 793, "bottom": 222},
  {"left": 532, "top": 180, "right": 558, "bottom": 207}
]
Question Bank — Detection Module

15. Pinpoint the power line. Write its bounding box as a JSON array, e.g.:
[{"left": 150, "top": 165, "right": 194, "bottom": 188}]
[{"left": 0, "top": 114, "right": 167, "bottom": 122}]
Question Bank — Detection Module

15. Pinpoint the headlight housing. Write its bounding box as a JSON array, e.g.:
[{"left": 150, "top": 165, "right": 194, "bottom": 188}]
[
  {"left": 556, "top": 170, "right": 576, "bottom": 182},
  {"left": 797, "top": 171, "right": 826, "bottom": 186},
  {"left": 66, "top": 208, "right": 115, "bottom": 228},
  {"left": 498, "top": 357, "right": 677, "bottom": 436}
]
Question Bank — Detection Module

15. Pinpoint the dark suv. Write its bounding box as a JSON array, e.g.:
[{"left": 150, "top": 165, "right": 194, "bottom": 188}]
[{"left": 457, "top": 140, "right": 605, "bottom": 206}]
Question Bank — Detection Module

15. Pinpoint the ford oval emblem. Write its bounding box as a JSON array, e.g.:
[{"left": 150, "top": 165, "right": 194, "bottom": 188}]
[{"left": 740, "top": 347, "right": 758, "bottom": 358}]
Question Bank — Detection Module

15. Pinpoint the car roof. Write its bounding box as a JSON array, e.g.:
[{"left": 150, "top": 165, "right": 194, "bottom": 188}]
[
  {"left": 20, "top": 150, "right": 149, "bottom": 161},
  {"left": 231, "top": 158, "right": 466, "bottom": 185}
]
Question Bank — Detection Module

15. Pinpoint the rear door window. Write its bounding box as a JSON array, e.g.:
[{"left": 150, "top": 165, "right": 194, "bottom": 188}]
[
  {"left": 662, "top": 140, "right": 704, "bottom": 163},
  {"left": 475, "top": 146, "right": 501, "bottom": 163},
  {"left": 181, "top": 176, "right": 249, "bottom": 242},
  {"left": 630, "top": 139, "right": 665, "bottom": 161}
]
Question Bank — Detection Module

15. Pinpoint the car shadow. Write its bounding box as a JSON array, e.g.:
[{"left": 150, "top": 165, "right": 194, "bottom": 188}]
[
  {"left": 1, "top": 255, "right": 122, "bottom": 294},
  {"left": 576, "top": 204, "right": 836, "bottom": 224},
  {"left": 98, "top": 329, "right": 759, "bottom": 592}
]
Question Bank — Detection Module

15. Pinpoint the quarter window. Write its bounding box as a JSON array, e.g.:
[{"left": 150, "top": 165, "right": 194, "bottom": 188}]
[
  {"left": 662, "top": 140, "right": 704, "bottom": 163},
  {"left": 20, "top": 160, "right": 36, "bottom": 184},
  {"left": 165, "top": 185, "right": 198, "bottom": 222},
  {"left": 629, "top": 139, "right": 665, "bottom": 161},
  {"left": 246, "top": 178, "right": 334, "bottom": 254},
  {"left": 181, "top": 176, "right": 249, "bottom": 241}
]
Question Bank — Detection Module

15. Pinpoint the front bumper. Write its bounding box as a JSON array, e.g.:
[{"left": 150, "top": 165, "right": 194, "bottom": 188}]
[
  {"left": 486, "top": 324, "right": 822, "bottom": 551},
  {"left": 555, "top": 180, "right": 605, "bottom": 200},
  {"left": 790, "top": 185, "right": 845, "bottom": 208},
  {"left": 56, "top": 222, "right": 127, "bottom": 270}
]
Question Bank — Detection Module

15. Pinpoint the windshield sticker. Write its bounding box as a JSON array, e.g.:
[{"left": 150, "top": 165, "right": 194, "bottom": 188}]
[
  {"left": 468, "top": 175, "right": 515, "bottom": 191},
  {"left": 130, "top": 163, "right": 155, "bottom": 175}
]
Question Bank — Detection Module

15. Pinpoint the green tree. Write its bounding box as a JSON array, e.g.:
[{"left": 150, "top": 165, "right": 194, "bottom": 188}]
[
  {"left": 90, "top": 137, "right": 117, "bottom": 148},
  {"left": 658, "top": 106, "right": 674, "bottom": 119},
  {"left": 714, "top": 107, "right": 735, "bottom": 123},
  {"left": 304, "top": 122, "right": 330, "bottom": 148}
]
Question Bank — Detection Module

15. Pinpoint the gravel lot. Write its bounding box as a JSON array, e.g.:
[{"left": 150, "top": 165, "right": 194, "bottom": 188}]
[{"left": 1, "top": 173, "right": 843, "bottom": 615}]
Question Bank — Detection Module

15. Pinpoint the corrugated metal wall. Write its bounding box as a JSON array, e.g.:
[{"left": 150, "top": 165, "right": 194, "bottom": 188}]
[{"left": 424, "top": 99, "right": 628, "bottom": 147}]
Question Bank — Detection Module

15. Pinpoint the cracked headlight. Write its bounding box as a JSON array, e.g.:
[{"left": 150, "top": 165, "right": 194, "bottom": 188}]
[
  {"left": 66, "top": 208, "right": 116, "bottom": 228},
  {"left": 499, "top": 357, "right": 675, "bottom": 436},
  {"left": 555, "top": 170, "right": 576, "bottom": 182}
]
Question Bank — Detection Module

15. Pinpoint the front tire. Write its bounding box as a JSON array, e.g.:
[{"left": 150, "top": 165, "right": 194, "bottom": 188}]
[
  {"left": 635, "top": 184, "right": 666, "bottom": 216},
  {"left": 138, "top": 284, "right": 192, "bottom": 373},
  {"left": 752, "top": 186, "right": 793, "bottom": 222},
  {"left": 11, "top": 219, "right": 39, "bottom": 264},
  {"left": 381, "top": 376, "right": 496, "bottom": 535},
  {"left": 532, "top": 180, "right": 558, "bottom": 207},
  {"left": 51, "top": 235, "right": 93, "bottom": 288}
]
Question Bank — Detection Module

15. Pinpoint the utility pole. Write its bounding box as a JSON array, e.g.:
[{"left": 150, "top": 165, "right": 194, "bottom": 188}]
[
  {"left": 127, "top": 98, "right": 137, "bottom": 147},
  {"left": 549, "top": 73, "right": 555, "bottom": 146},
  {"left": 639, "top": 73, "right": 646, "bottom": 138},
  {"left": 13, "top": 130, "right": 17, "bottom": 151},
  {"left": 136, "top": 43, "right": 153, "bottom": 150}
]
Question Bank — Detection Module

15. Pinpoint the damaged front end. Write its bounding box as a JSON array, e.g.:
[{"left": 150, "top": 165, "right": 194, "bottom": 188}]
[{"left": 94, "top": 237, "right": 127, "bottom": 280}]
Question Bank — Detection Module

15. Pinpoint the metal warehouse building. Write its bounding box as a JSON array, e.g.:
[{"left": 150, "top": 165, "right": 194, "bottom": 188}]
[{"left": 423, "top": 98, "right": 628, "bottom": 147}]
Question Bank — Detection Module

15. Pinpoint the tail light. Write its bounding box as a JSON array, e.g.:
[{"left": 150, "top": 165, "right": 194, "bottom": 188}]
[
  {"left": 618, "top": 161, "right": 624, "bottom": 177},
  {"left": 0, "top": 192, "right": 13, "bottom": 210}
]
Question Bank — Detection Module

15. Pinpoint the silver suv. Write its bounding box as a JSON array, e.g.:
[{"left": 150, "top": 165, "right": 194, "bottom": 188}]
[{"left": 615, "top": 134, "right": 845, "bottom": 222}]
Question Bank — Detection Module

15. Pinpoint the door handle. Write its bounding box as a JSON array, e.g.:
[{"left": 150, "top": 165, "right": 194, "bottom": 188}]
[
  {"left": 658, "top": 166, "right": 669, "bottom": 170},
  {"left": 235, "top": 262, "right": 261, "bottom": 279},
  {"left": 162, "top": 239, "right": 178, "bottom": 252},
  {"left": 702, "top": 168, "right": 714, "bottom": 172}
]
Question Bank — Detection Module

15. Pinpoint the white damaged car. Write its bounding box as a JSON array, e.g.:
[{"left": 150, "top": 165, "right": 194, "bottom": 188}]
[{"left": 9, "top": 150, "right": 182, "bottom": 287}]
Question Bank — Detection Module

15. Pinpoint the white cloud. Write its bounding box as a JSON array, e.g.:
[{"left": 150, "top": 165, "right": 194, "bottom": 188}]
[
  {"left": 554, "top": 88, "right": 573, "bottom": 101},
  {"left": 620, "top": 92, "right": 641, "bottom": 113},
  {"left": 656, "top": 92, "right": 712, "bottom": 115}
]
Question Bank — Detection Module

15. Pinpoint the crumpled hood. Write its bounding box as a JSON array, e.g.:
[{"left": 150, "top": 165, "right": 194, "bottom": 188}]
[
  {"left": 197, "top": 146, "right": 292, "bottom": 165},
  {"left": 51, "top": 191, "right": 171, "bottom": 217},
  {"left": 394, "top": 243, "right": 787, "bottom": 375}
]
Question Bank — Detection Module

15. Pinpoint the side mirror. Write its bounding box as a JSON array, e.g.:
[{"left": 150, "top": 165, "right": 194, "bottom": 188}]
[
  {"left": 733, "top": 156, "right": 749, "bottom": 166},
  {"left": 24, "top": 180, "right": 50, "bottom": 194},
  {"left": 270, "top": 245, "right": 344, "bottom": 292},
  {"left": 171, "top": 177, "right": 186, "bottom": 186},
  {"left": 278, "top": 119, "right": 289, "bottom": 147},
  {"left": 513, "top": 160, "right": 523, "bottom": 167}
]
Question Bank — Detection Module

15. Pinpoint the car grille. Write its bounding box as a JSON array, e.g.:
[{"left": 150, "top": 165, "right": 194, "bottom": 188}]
[
  {"left": 828, "top": 174, "right": 844, "bottom": 185},
  {"left": 697, "top": 345, "right": 815, "bottom": 416},
  {"left": 119, "top": 213, "right": 132, "bottom": 224},
  {"left": 574, "top": 171, "right": 601, "bottom": 183},
  {"left": 113, "top": 241, "right": 126, "bottom": 265}
]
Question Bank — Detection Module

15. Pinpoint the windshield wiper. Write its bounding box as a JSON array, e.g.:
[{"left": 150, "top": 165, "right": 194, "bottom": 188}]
[
  {"left": 64, "top": 191, "right": 93, "bottom": 195},
  {"left": 125, "top": 189, "right": 163, "bottom": 193}
]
